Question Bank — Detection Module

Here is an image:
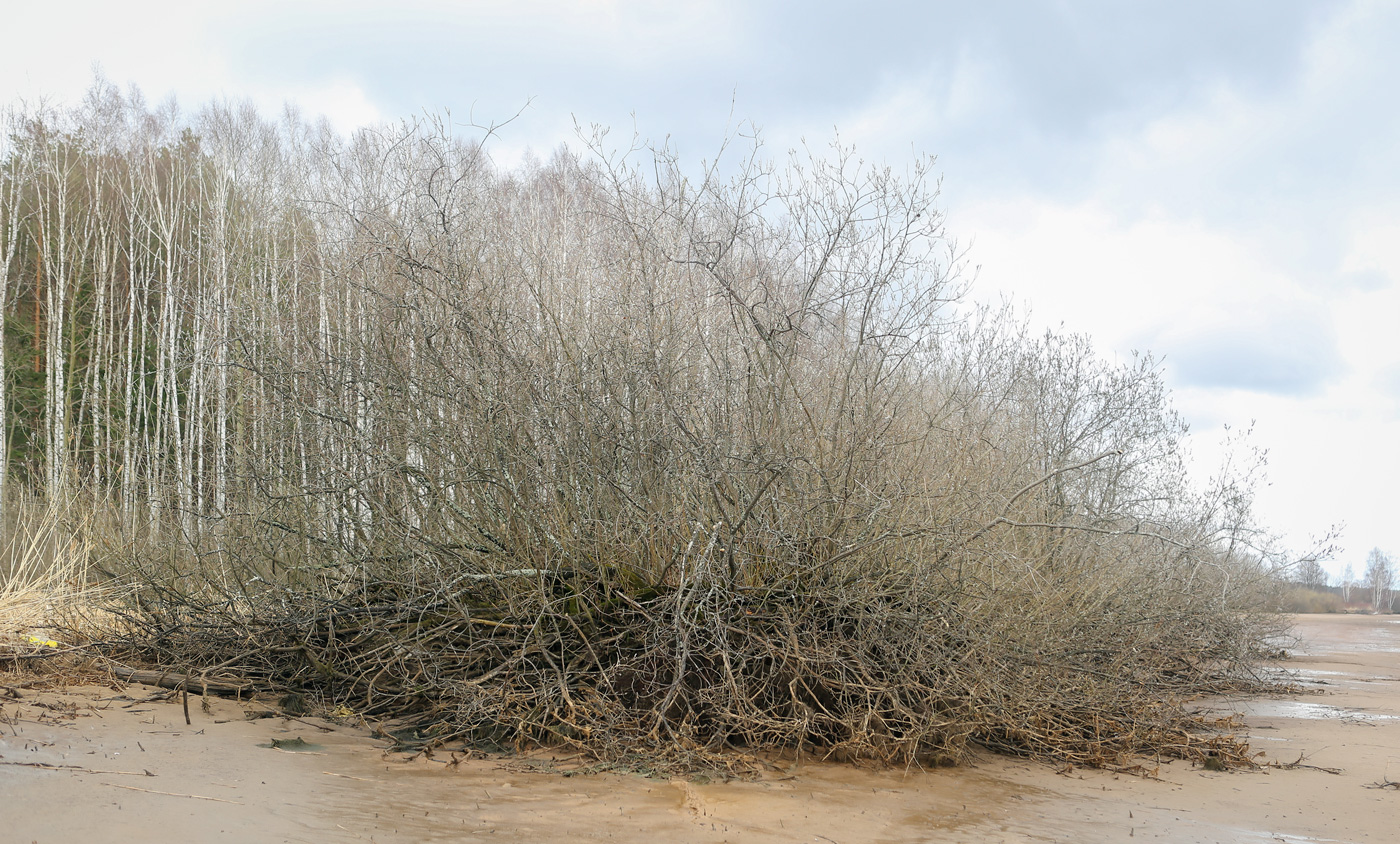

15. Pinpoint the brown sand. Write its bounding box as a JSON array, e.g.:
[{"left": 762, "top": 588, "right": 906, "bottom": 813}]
[{"left": 2, "top": 613, "right": 1397, "bottom": 843}]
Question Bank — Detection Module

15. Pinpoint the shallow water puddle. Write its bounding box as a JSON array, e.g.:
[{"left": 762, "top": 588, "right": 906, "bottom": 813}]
[
  {"left": 1244, "top": 698, "right": 1397, "bottom": 721},
  {"left": 1236, "top": 834, "right": 1351, "bottom": 844}
]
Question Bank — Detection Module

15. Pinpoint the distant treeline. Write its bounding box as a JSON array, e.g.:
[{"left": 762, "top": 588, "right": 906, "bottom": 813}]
[{"left": 1286, "top": 551, "right": 1393, "bottom": 613}]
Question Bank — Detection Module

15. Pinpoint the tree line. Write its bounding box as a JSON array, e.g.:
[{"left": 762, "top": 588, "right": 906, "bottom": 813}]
[{"left": 1305, "top": 549, "right": 1395, "bottom": 612}]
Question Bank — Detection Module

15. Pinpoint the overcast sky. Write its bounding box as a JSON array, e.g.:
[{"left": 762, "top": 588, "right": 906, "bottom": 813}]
[{"left": 5, "top": 0, "right": 1397, "bottom": 580}]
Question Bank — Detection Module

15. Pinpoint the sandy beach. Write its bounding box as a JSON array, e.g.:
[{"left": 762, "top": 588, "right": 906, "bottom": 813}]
[{"left": 3, "top": 613, "right": 1398, "bottom": 843}]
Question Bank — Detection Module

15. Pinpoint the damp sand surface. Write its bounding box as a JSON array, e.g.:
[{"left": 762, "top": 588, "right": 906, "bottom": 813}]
[{"left": 3, "top": 613, "right": 1398, "bottom": 843}]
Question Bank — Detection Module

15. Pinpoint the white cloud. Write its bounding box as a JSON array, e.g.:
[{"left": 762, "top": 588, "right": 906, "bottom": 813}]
[
  {"left": 0, "top": 2, "right": 233, "bottom": 109},
  {"left": 926, "top": 1, "right": 1400, "bottom": 580},
  {"left": 256, "top": 79, "right": 383, "bottom": 136},
  {"left": 960, "top": 189, "right": 1394, "bottom": 576},
  {"left": 958, "top": 199, "right": 1330, "bottom": 357}
]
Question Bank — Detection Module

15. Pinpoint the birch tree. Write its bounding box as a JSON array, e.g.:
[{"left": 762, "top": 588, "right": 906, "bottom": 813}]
[
  {"left": 0, "top": 109, "right": 32, "bottom": 509},
  {"left": 1366, "top": 548, "right": 1393, "bottom": 613}
]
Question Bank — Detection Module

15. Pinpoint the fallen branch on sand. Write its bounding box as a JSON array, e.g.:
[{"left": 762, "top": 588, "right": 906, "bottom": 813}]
[
  {"left": 109, "top": 666, "right": 253, "bottom": 696},
  {"left": 2, "top": 761, "right": 154, "bottom": 776},
  {"left": 1272, "top": 753, "right": 1343, "bottom": 775},
  {"left": 100, "top": 782, "right": 243, "bottom": 804},
  {"left": 322, "top": 770, "right": 374, "bottom": 781}
]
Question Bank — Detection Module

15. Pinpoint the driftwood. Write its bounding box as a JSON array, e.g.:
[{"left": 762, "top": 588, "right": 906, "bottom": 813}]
[{"left": 110, "top": 666, "right": 254, "bottom": 696}]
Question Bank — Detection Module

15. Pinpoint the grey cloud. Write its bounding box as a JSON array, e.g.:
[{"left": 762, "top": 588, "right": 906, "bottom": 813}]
[
  {"left": 1339, "top": 269, "right": 1391, "bottom": 293},
  {"left": 219, "top": 1, "right": 1341, "bottom": 156},
  {"left": 208, "top": 0, "right": 1384, "bottom": 233},
  {"left": 1159, "top": 308, "right": 1343, "bottom": 395},
  {"left": 212, "top": 1, "right": 1395, "bottom": 307},
  {"left": 1377, "top": 364, "right": 1400, "bottom": 402},
  {"left": 748, "top": 1, "right": 1342, "bottom": 195}
]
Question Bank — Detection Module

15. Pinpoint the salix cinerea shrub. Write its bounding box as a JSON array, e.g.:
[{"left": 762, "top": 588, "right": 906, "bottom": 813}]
[{"left": 0, "top": 87, "right": 1292, "bottom": 768}]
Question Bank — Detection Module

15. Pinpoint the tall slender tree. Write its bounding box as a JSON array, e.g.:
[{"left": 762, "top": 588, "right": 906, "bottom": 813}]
[{"left": 1366, "top": 548, "right": 1394, "bottom": 613}]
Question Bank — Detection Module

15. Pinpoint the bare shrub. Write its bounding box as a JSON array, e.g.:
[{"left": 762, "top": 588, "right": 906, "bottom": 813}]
[{"left": 2, "top": 91, "right": 1290, "bottom": 770}]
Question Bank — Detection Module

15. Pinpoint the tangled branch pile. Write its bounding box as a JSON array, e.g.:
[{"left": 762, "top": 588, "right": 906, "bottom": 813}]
[{"left": 2, "top": 86, "right": 1284, "bottom": 769}]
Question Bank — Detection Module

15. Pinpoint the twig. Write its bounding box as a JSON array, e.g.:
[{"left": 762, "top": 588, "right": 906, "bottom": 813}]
[
  {"left": 0, "top": 761, "right": 153, "bottom": 776},
  {"left": 1272, "top": 752, "right": 1343, "bottom": 775},
  {"left": 100, "top": 782, "right": 243, "bottom": 804},
  {"left": 322, "top": 770, "right": 374, "bottom": 781},
  {"left": 284, "top": 715, "right": 335, "bottom": 733}
]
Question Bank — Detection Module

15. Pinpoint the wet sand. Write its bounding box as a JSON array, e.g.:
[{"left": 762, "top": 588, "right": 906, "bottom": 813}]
[{"left": 2, "top": 613, "right": 1397, "bottom": 843}]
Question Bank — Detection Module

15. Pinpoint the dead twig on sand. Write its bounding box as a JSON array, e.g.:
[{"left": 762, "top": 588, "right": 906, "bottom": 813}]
[
  {"left": 0, "top": 761, "right": 154, "bottom": 776},
  {"left": 1365, "top": 777, "right": 1400, "bottom": 790},
  {"left": 100, "top": 782, "right": 243, "bottom": 804},
  {"left": 1272, "top": 752, "right": 1343, "bottom": 775},
  {"left": 322, "top": 770, "right": 374, "bottom": 781}
]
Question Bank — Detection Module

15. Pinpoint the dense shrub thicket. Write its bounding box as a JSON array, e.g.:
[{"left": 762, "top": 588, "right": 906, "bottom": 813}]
[{"left": 1, "top": 84, "right": 1289, "bottom": 769}]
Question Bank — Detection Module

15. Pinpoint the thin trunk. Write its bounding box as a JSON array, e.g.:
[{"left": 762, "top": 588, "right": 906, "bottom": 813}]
[
  {"left": 0, "top": 124, "right": 25, "bottom": 508},
  {"left": 44, "top": 148, "right": 71, "bottom": 499}
]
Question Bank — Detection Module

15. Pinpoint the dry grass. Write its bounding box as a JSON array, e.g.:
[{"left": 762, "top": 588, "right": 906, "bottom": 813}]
[
  {"left": 1276, "top": 587, "right": 1345, "bottom": 614},
  {"left": 0, "top": 495, "right": 128, "bottom": 661},
  {"left": 1, "top": 499, "right": 82, "bottom": 646}
]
